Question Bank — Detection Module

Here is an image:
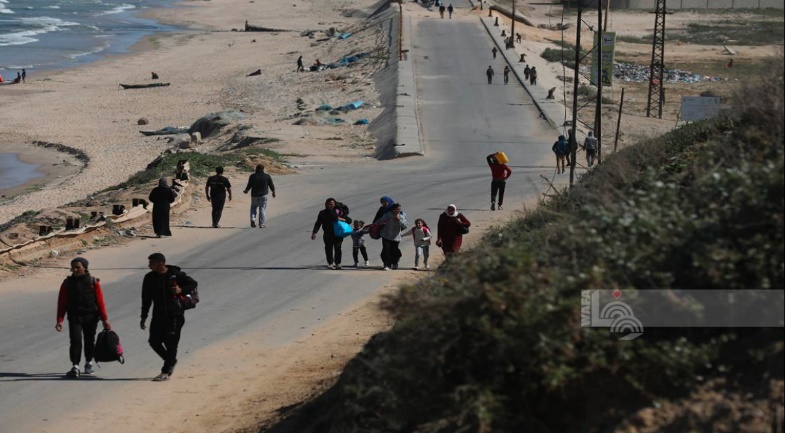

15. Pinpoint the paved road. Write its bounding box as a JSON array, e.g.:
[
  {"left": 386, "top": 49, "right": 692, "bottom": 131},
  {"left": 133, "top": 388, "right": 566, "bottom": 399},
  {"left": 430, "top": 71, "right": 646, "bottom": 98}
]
[{"left": 0, "top": 11, "right": 558, "bottom": 432}]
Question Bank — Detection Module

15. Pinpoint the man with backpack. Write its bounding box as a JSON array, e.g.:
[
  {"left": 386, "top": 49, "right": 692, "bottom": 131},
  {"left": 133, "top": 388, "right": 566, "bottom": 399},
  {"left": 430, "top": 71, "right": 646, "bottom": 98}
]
[
  {"left": 140, "top": 253, "right": 198, "bottom": 381},
  {"left": 56, "top": 257, "right": 112, "bottom": 378},
  {"left": 582, "top": 131, "right": 598, "bottom": 167}
]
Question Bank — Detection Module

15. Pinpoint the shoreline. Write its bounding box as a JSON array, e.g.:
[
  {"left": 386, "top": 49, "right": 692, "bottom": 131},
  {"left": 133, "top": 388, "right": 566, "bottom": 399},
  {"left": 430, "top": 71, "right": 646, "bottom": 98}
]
[{"left": 0, "top": 142, "right": 83, "bottom": 202}]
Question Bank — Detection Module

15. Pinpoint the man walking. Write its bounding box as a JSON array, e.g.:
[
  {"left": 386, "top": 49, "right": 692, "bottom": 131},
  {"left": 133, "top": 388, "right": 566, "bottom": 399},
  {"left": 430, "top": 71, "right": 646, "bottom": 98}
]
[
  {"left": 523, "top": 64, "right": 530, "bottom": 82},
  {"left": 582, "top": 131, "right": 598, "bottom": 167},
  {"left": 141, "top": 253, "right": 198, "bottom": 382},
  {"left": 439, "top": 4, "right": 445, "bottom": 18},
  {"left": 529, "top": 66, "right": 538, "bottom": 85},
  {"left": 21, "top": 68, "right": 26, "bottom": 83},
  {"left": 486, "top": 65, "right": 494, "bottom": 84},
  {"left": 447, "top": 3, "right": 454, "bottom": 18},
  {"left": 486, "top": 153, "right": 512, "bottom": 210},
  {"left": 243, "top": 164, "right": 276, "bottom": 228},
  {"left": 296, "top": 56, "right": 304, "bottom": 72},
  {"left": 205, "top": 166, "right": 232, "bottom": 228},
  {"left": 503, "top": 65, "right": 510, "bottom": 85},
  {"left": 552, "top": 135, "right": 569, "bottom": 174},
  {"left": 491, "top": 46, "right": 497, "bottom": 59}
]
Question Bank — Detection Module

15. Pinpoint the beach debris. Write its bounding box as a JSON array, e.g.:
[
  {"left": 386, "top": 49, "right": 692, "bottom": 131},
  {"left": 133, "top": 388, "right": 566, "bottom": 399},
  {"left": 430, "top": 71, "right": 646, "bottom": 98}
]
[
  {"left": 338, "top": 32, "right": 352, "bottom": 40},
  {"left": 174, "top": 134, "right": 193, "bottom": 149},
  {"left": 189, "top": 111, "right": 246, "bottom": 139},
  {"left": 138, "top": 118, "right": 149, "bottom": 125},
  {"left": 151, "top": 72, "right": 159, "bottom": 80},
  {"left": 247, "top": 69, "right": 262, "bottom": 76},
  {"left": 140, "top": 126, "right": 189, "bottom": 136},
  {"left": 191, "top": 132, "right": 201, "bottom": 144},
  {"left": 296, "top": 97, "right": 307, "bottom": 111},
  {"left": 608, "top": 62, "right": 727, "bottom": 84},
  {"left": 344, "top": 100, "right": 364, "bottom": 110},
  {"left": 119, "top": 82, "right": 170, "bottom": 89},
  {"left": 244, "top": 21, "right": 290, "bottom": 32},
  {"left": 354, "top": 119, "right": 369, "bottom": 125}
]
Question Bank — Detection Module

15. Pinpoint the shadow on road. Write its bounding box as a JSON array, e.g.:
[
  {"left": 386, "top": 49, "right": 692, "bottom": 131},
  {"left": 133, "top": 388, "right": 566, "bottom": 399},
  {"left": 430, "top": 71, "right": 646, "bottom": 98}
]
[{"left": 0, "top": 372, "right": 151, "bottom": 382}]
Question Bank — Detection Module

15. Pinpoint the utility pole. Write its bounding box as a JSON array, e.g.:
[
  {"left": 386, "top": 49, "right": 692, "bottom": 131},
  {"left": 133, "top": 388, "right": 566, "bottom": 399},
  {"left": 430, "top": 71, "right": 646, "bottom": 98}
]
[
  {"left": 646, "top": 0, "right": 666, "bottom": 118},
  {"left": 569, "top": 1, "right": 583, "bottom": 187},
  {"left": 604, "top": 0, "right": 611, "bottom": 31},
  {"left": 595, "top": 0, "right": 603, "bottom": 164}
]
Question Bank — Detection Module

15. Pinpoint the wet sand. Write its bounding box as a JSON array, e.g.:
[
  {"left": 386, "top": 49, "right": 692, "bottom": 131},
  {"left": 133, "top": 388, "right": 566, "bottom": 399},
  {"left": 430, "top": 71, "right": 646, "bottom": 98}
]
[{"left": 0, "top": 142, "right": 82, "bottom": 202}]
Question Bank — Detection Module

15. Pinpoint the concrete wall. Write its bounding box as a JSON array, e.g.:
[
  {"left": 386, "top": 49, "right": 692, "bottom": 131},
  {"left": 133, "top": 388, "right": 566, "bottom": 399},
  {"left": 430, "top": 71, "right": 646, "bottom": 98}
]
[{"left": 578, "top": 0, "right": 783, "bottom": 9}]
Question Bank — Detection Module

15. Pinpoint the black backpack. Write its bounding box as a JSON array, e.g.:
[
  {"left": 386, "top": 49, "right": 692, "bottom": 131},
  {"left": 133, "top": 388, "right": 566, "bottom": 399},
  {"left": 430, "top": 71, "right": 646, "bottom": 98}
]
[{"left": 94, "top": 329, "right": 125, "bottom": 364}]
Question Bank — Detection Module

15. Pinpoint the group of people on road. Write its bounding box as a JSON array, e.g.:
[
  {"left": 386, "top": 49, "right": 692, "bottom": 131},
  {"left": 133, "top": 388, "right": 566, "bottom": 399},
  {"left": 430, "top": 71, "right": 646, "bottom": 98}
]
[
  {"left": 434, "top": 1, "right": 454, "bottom": 19},
  {"left": 56, "top": 253, "right": 197, "bottom": 382},
  {"left": 311, "top": 196, "right": 472, "bottom": 271},
  {"left": 149, "top": 163, "right": 276, "bottom": 235},
  {"left": 551, "top": 130, "right": 599, "bottom": 174}
]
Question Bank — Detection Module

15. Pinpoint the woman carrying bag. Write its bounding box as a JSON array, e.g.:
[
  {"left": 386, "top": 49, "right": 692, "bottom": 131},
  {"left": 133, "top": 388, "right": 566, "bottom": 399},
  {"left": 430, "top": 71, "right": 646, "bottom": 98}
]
[{"left": 436, "top": 204, "right": 471, "bottom": 255}]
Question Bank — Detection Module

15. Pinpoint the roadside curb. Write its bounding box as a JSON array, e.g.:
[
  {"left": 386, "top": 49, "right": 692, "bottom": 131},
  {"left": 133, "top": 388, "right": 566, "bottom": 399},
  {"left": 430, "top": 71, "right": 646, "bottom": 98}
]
[{"left": 394, "top": 5, "right": 425, "bottom": 157}]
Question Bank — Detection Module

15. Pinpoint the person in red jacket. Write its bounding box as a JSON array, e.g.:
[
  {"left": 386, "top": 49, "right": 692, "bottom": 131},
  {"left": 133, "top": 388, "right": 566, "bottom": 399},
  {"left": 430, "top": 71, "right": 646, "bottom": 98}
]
[
  {"left": 487, "top": 153, "right": 512, "bottom": 210},
  {"left": 56, "top": 257, "right": 112, "bottom": 378},
  {"left": 436, "top": 204, "right": 471, "bottom": 255}
]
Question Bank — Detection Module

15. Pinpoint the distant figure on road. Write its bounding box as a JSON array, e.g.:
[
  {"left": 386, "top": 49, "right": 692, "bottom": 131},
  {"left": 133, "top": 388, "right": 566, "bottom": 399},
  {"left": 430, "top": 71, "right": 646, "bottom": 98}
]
[
  {"left": 149, "top": 177, "right": 176, "bottom": 237},
  {"left": 439, "top": 4, "right": 446, "bottom": 18},
  {"left": 56, "top": 257, "right": 112, "bottom": 379},
  {"left": 141, "top": 252, "right": 198, "bottom": 382},
  {"left": 529, "top": 66, "right": 538, "bottom": 85},
  {"left": 312, "top": 198, "right": 351, "bottom": 269},
  {"left": 516, "top": 32, "right": 522, "bottom": 43},
  {"left": 296, "top": 56, "right": 304, "bottom": 72},
  {"left": 205, "top": 166, "right": 232, "bottom": 228},
  {"left": 503, "top": 65, "right": 510, "bottom": 84},
  {"left": 552, "top": 134, "right": 569, "bottom": 174},
  {"left": 243, "top": 164, "right": 276, "bottom": 228},
  {"left": 436, "top": 204, "right": 471, "bottom": 255},
  {"left": 491, "top": 46, "right": 498, "bottom": 59},
  {"left": 487, "top": 153, "right": 512, "bottom": 210},
  {"left": 447, "top": 3, "right": 453, "bottom": 18},
  {"left": 524, "top": 64, "right": 531, "bottom": 82},
  {"left": 486, "top": 65, "right": 494, "bottom": 84},
  {"left": 582, "top": 131, "right": 598, "bottom": 167}
]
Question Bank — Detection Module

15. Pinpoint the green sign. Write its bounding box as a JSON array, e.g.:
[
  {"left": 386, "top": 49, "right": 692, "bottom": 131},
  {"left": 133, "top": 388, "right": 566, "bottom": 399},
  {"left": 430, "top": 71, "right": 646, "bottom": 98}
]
[{"left": 591, "top": 32, "right": 616, "bottom": 86}]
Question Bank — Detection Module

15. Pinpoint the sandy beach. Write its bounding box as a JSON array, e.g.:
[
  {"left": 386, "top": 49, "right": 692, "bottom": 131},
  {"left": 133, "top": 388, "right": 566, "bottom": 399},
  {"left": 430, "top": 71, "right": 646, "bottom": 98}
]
[
  {"left": 0, "top": 0, "right": 385, "bottom": 225},
  {"left": 0, "top": 142, "right": 83, "bottom": 200}
]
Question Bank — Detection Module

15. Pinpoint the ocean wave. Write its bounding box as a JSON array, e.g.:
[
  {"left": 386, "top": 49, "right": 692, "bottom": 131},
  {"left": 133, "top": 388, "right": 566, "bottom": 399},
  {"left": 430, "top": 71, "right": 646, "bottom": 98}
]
[
  {"left": 0, "top": 16, "right": 80, "bottom": 47},
  {"left": 95, "top": 4, "right": 135, "bottom": 16}
]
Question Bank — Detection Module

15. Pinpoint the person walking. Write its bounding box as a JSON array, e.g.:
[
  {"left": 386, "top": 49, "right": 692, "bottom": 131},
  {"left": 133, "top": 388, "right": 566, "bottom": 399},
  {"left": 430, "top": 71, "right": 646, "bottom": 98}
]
[
  {"left": 439, "top": 4, "right": 446, "bottom": 18},
  {"left": 487, "top": 153, "right": 512, "bottom": 210},
  {"left": 311, "top": 198, "right": 351, "bottom": 269},
  {"left": 582, "top": 131, "right": 598, "bottom": 167},
  {"left": 296, "top": 56, "right": 304, "bottom": 72},
  {"left": 375, "top": 203, "right": 408, "bottom": 270},
  {"left": 402, "top": 218, "right": 432, "bottom": 270},
  {"left": 491, "top": 46, "right": 497, "bottom": 59},
  {"left": 529, "top": 66, "right": 538, "bottom": 85},
  {"left": 486, "top": 65, "right": 495, "bottom": 84},
  {"left": 141, "top": 253, "right": 198, "bottom": 382},
  {"left": 503, "top": 65, "right": 510, "bottom": 85},
  {"left": 523, "top": 65, "right": 530, "bottom": 82},
  {"left": 436, "top": 204, "right": 471, "bottom": 255},
  {"left": 149, "top": 177, "right": 176, "bottom": 237},
  {"left": 243, "top": 164, "right": 276, "bottom": 228},
  {"left": 56, "top": 257, "right": 112, "bottom": 378},
  {"left": 351, "top": 220, "right": 370, "bottom": 267},
  {"left": 552, "top": 134, "right": 569, "bottom": 174},
  {"left": 373, "top": 196, "right": 396, "bottom": 223},
  {"left": 205, "top": 167, "right": 232, "bottom": 228},
  {"left": 447, "top": 3, "right": 454, "bottom": 18},
  {"left": 21, "top": 68, "right": 26, "bottom": 83}
]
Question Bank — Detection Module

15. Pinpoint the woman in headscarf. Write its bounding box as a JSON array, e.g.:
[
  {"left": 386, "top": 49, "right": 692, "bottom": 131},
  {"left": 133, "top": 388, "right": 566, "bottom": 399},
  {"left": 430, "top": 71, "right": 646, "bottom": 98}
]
[
  {"left": 376, "top": 203, "right": 408, "bottom": 270},
  {"left": 373, "top": 196, "right": 395, "bottom": 223},
  {"left": 149, "top": 177, "right": 176, "bottom": 237},
  {"left": 436, "top": 204, "right": 471, "bottom": 255}
]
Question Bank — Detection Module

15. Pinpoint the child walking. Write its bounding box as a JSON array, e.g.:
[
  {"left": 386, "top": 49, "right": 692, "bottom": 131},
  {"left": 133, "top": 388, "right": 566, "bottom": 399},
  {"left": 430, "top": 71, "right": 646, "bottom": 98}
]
[
  {"left": 351, "top": 220, "right": 369, "bottom": 267},
  {"left": 403, "top": 218, "right": 432, "bottom": 270}
]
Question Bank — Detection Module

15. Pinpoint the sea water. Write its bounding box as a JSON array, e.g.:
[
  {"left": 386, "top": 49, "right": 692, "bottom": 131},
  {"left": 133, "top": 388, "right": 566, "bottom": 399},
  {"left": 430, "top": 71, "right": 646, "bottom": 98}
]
[
  {"left": 0, "top": 0, "right": 179, "bottom": 78},
  {"left": 0, "top": 153, "right": 40, "bottom": 191}
]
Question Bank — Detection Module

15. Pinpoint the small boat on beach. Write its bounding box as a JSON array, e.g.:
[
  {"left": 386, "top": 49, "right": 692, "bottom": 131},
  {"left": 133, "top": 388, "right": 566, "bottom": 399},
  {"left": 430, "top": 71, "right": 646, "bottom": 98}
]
[{"left": 119, "top": 82, "right": 170, "bottom": 89}]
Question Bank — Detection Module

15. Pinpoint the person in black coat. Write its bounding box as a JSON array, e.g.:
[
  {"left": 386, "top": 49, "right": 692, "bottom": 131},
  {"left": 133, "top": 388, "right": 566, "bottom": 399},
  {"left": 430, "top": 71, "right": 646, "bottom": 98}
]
[
  {"left": 149, "top": 177, "right": 176, "bottom": 237},
  {"left": 140, "top": 252, "right": 198, "bottom": 381},
  {"left": 311, "top": 198, "right": 351, "bottom": 269}
]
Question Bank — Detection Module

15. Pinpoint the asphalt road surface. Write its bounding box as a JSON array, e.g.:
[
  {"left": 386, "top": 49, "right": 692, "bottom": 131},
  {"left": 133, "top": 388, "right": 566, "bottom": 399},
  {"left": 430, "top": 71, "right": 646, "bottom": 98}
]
[{"left": 0, "top": 12, "right": 558, "bottom": 432}]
